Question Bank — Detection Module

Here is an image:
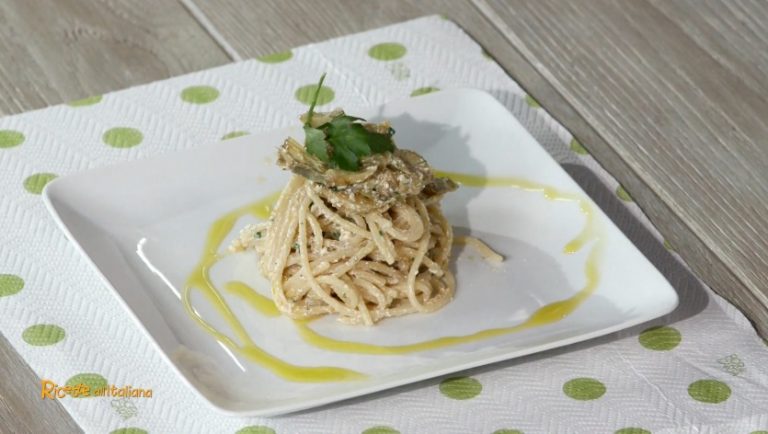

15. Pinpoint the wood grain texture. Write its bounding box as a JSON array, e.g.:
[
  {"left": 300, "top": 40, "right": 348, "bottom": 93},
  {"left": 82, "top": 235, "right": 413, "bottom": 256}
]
[
  {"left": 0, "top": 333, "right": 83, "bottom": 434},
  {"left": 650, "top": 0, "right": 768, "bottom": 97},
  {"left": 475, "top": 0, "right": 768, "bottom": 334},
  {"left": 185, "top": 0, "right": 508, "bottom": 58},
  {"left": 0, "top": 0, "right": 231, "bottom": 116}
]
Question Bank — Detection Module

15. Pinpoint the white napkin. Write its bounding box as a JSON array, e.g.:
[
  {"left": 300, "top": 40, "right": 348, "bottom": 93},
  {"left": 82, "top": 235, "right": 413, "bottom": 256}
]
[{"left": 0, "top": 15, "right": 765, "bottom": 434}]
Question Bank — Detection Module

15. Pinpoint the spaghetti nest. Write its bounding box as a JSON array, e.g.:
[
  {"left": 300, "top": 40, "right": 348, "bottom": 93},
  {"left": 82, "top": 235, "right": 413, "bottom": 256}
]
[{"left": 231, "top": 134, "right": 458, "bottom": 325}]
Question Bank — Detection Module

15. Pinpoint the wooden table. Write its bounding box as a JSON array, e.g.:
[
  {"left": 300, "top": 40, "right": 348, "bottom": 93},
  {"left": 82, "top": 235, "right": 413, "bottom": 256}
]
[{"left": 1, "top": 0, "right": 766, "bottom": 432}]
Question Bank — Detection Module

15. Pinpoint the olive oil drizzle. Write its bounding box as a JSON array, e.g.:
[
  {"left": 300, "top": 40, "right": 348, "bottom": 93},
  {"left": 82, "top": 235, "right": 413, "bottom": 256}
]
[
  {"left": 182, "top": 172, "right": 604, "bottom": 380},
  {"left": 182, "top": 192, "right": 365, "bottom": 382}
]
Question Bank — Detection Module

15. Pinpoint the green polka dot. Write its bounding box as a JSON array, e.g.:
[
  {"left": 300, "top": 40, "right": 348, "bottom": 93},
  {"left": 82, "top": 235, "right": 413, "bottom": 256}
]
[
  {"left": 688, "top": 379, "right": 730, "bottom": 403},
  {"left": 492, "top": 430, "right": 523, "bottom": 434},
  {"left": 258, "top": 50, "right": 293, "bottom": 63},
  {"left": 181, "top": 85, "right": 220, "bottom": 104},
  {"left": 411, "top": 87, "right": 440, "bottom": 97},
  {"left": 65, "top": 373, "right": 107, "bottom": 398},
  {"left": 221, "top": 131, "right": 249, "bottom": 140},
  {"left": 749, "top": 431, "right": 768, "bottom": 434},
  {"left": 23, "top": 173, "right": 57, "bottom": 194},
  {"left": 362, "top": 427, "right": 399, "bottom": 434},
  {"left": 563, "top": 377, "right": 606, "bottom": 400},
  {"left": 615, "top": 429, "right": 651, "bottom": 434},
  {"left": 368, "top": 43, "right": 407, "bottom": 61},
  {"left": 22, "top": 324, "right": 65, "bottom": 346},
  {"left": 103, "top": 127, "right": 143, "bottom": 149},
  {"left": 616, "top": 185, "right": 633, "bottom": 202},
  {"left": 481, "top": 49, "right": 493, "bottom": 60},
  {"left": 295, "top": 83, "right": 335, "bottom": 106},
  {"left": 110, "top": 428, "right": 148, "bottom": 434},
  {"left": 639, "top": 326, "right": 681, "bottom": 351},
  {"left": 570, "top": 138, "right": 588, "bottom": 155},
  {"left": 524, "top": 95, "right": 540, "bottom": 108},
  {"left": 67, "top": 95, "right": 102, "bottom": 107},
  {"left": 439, "top": 376, "right": 482, "bottom": 400},
  {"left": 0, "top": 274, "right": 24, "bottom": 297},
  {"left": 235, "top": 427, "right": 275, "bottom": 434},
  {"left": 0, "top": 130, "right": 25, "bottom": 148}
]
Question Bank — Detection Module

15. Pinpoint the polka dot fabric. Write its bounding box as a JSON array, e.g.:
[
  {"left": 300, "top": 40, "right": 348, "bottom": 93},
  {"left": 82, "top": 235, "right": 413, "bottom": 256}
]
[{"left": 0, "top": 15, "right": 765, "bottom": 434}]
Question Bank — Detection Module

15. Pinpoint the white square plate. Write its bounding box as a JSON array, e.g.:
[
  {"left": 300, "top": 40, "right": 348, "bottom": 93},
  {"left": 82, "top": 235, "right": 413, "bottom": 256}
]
[{"left": 43, "top": 89, "right": 678, "bottom": 416}]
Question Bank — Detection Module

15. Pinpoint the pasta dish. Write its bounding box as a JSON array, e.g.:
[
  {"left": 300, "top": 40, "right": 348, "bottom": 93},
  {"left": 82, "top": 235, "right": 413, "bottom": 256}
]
[{"left": 230, "top": 75, "right": 466, "bottom": 325}]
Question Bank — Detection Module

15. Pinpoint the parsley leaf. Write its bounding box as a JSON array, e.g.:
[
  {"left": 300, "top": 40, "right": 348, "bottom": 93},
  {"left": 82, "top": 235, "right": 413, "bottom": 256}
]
[
  {"left": 365, "top": 128, "right": 395, "bottom": 154},
  {"left": 326, "top": 115, "right": 365, "bottom": 128},
  {"left": 327, "top": 123, "right": 372, "bottom": 157},
  {"left": 304, "top": 126, "right": 331, "bottom": 163},
  {"left": 332, "top": 142, "right": 360, "bottom": 171},
  {"left": 301, "top": 74, "right": 396, "bottom": 171}
]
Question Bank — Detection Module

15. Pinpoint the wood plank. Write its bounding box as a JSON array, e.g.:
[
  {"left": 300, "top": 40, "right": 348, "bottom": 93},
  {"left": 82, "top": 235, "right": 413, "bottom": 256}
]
[
  {"left": 0, "top": 0, "right": 231, "bottom": 116},
  {"left": 649, "top": 0, "right": 768, "bottom": 98},
  {"left": 0, "top": 333, "right": 83, "bottom": 433},
  {"left": 185, "top": 0, "right": 511, "bottom": 58},
  {"left": 474, "top": 0, "right": 768, "bottom": 334}
]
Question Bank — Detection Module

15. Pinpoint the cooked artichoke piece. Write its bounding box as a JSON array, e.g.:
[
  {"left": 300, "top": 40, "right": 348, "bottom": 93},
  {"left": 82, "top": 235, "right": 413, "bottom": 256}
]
[{"left": 278, "top": 115, "right": 457, "bottom": 214}]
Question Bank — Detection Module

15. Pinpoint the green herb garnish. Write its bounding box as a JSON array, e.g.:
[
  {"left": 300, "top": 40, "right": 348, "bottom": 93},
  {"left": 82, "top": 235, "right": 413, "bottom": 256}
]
[{"left": 303, "top": 73, "right": 395, "bottom": 171}]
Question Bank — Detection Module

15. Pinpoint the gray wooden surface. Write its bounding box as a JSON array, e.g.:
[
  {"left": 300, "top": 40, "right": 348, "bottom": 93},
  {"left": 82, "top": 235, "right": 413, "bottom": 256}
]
[
  {"left": 476, "top": 0, "right": 768, "bottom": 334},
  {"left": 0, "top": 0, "right": 229, "bottom": 116},
  {"left": 0, "top": 0, "right": 766, "bottom": 432}
]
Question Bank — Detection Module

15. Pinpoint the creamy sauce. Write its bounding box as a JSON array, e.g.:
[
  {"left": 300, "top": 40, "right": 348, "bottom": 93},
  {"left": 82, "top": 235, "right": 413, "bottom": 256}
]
[{"left": 183, "top": 172, "right": 603, "bottom": 379}]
